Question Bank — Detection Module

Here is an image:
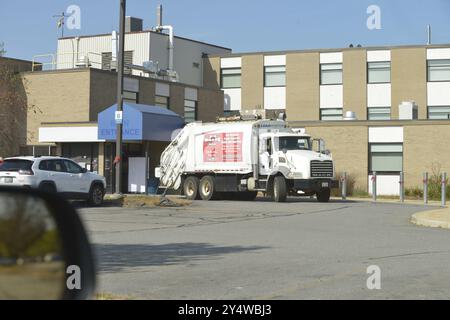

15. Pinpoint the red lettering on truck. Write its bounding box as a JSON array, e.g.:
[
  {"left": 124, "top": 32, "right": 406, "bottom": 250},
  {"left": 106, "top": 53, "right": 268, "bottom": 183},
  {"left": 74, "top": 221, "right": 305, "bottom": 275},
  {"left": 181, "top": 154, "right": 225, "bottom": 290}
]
[{"left": 203, "top": 132, "right": 243, "bottom": 163}]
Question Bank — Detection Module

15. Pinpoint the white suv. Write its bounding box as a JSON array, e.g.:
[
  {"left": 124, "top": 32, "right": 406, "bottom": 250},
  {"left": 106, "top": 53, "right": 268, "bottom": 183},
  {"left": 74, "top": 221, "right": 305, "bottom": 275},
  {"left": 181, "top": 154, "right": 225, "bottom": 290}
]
[{"left": 0, "top": 156, "right": 107, "bottom": 206}]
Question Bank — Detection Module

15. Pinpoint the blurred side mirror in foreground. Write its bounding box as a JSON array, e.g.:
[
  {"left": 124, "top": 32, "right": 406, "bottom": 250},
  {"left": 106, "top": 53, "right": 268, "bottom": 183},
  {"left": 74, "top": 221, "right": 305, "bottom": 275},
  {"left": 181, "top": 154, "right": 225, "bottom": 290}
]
[{"left": 0, "top": 187, "right": 95, "bottom": 300}]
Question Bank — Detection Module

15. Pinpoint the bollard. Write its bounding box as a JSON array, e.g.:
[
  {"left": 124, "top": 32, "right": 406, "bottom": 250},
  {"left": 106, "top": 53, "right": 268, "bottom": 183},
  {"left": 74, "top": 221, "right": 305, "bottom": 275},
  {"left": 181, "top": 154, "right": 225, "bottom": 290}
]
[
  {"left": 341, "top": 172, "right": 347, "bottom": 200},
  {"left": 399, "top": 172, "right": 404, "bottom": 202},
  {"left": 442, "top": 172, "right": 447, "bottom": 207},
  {"left": 372, "top": 172, "right": 377, "bottom": 202},
  {"left": 423, "top": 172, "right": 428, "bottom": 204}
]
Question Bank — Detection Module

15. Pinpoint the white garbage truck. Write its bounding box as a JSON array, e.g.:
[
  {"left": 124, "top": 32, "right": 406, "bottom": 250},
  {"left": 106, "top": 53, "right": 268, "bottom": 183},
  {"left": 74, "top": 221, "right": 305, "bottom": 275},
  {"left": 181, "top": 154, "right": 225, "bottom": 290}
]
[{"left": 157, "top": 118, "right": 338, "bottom": 202}]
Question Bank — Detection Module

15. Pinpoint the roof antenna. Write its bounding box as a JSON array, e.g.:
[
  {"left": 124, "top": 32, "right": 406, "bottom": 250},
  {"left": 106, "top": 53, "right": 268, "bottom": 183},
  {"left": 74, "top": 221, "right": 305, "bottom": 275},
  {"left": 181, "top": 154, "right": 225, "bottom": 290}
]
[
  {"left": 427, "top": 24, "right": 432, "bottom": 45},
  {"left": 53, "top": 12, "right": 67, "bottom": 38}
]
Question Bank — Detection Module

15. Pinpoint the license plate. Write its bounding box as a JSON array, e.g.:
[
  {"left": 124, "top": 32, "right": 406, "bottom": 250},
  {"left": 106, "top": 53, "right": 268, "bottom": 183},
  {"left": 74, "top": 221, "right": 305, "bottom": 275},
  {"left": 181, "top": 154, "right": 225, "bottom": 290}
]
[
  {"left": 321, "top": 182, "right": 329, "bottom": 188},
  {"left": 2, "top": 177, "right": 13, "bottom": 183}
]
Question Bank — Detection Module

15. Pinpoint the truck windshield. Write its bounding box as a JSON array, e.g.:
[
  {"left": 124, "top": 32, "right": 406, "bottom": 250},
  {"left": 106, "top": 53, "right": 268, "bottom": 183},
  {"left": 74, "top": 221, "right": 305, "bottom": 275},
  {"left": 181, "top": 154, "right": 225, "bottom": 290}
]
[{"left": 278, "top": 137, "right": 311, "bottom": 151}]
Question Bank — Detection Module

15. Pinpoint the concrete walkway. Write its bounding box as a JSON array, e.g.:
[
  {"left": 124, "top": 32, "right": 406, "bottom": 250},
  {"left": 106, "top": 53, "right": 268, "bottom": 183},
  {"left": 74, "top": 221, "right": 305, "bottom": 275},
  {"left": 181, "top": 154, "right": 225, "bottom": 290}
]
[
  {"left": 411, "top": 207, "right": 450, "bottom": 229},
  {"left": 335, "top": 196, "right": 449, "bottom": 230}
]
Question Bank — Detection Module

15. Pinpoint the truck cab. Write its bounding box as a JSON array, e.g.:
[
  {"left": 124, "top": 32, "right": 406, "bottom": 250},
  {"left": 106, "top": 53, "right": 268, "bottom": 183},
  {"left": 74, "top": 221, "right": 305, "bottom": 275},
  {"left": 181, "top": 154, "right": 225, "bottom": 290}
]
[{"left": 258, "top": 131, "right": 338, "bottom": 202}]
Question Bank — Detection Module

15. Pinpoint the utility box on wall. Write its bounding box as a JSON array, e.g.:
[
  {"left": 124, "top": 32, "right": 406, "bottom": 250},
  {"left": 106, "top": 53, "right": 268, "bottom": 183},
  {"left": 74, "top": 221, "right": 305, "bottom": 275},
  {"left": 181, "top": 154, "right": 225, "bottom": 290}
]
[{"left": 399, "top": 101, "right": 418, "bottom": 120}]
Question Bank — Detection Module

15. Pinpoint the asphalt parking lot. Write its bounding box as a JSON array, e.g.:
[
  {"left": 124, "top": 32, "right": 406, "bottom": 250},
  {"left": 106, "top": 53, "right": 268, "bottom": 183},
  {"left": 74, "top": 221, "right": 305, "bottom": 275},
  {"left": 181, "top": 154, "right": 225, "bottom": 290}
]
[{"left": 79, "top": 198, "right": 450, "bottom": 299}]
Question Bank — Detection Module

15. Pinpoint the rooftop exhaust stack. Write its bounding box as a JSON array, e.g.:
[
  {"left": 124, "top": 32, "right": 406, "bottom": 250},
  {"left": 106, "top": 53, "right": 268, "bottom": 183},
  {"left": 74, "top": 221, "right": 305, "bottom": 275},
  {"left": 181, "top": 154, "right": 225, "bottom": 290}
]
[
  {"left": 155, "top": 4, "right": 177, "bottom": 81},
  {"left": 157, "top": 4, "right": 163, "bottom": 28},
  {"left": 427, "top": 25, "right": 432, "bottom": 45}
]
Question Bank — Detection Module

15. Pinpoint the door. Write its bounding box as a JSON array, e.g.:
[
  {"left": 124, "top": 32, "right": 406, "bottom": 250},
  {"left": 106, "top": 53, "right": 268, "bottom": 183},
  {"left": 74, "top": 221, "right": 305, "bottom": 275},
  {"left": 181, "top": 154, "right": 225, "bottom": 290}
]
[
  {"left": 259, "top": 137, "right": 273, "bottom": 175},
  {"left": 64, "top": 159, "right": 90, "bottom": 194},
  {"left": 46, "top": 159, "right": 70, "bottom": 192}
]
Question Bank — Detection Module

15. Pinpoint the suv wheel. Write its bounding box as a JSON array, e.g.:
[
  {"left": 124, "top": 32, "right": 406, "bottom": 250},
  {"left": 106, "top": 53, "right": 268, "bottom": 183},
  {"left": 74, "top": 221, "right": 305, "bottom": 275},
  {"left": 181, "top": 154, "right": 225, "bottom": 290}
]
[
  {"left": 88, "top": 184, "right": 104, "bottom": 206},
  {"left": 40, "top": 183, "right": 56, "bottom": 194}
]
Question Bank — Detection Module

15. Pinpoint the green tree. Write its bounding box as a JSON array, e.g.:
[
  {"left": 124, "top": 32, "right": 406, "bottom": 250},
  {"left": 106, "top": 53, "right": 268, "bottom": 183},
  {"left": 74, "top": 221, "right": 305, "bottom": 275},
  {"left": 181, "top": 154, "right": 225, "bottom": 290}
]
[{"left": 0, "top": 42, "right": 5, "bottom": 57}]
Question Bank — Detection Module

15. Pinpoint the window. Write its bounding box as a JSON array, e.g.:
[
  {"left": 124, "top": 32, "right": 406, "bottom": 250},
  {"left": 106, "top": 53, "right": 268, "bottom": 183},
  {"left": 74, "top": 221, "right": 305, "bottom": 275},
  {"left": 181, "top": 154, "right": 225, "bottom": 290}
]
[
  {"left": 369, "top": 144, "right": 403, "bottom": 173},
  {"left": 428, "top": 59, "right": 450, "bottom": 82},
  {"left": 368, "top": 107, "right": 391, "bottom": 120},
  {"left": 221, "top": 68, "right": 241, "bottom": 89},
  {"left": 368, "top": 61, "right": 391, "bottom": 83},
  {"left": 184, "top": 100, "right": 197, "bottom": 123},
  {"left": 0, "top": 159, "right": 33, "bottom": 172},
  {"left": 428, "top": 106, "right": 450, "bottom": 119},
  {"left": 264, "top": 66, "right": 286, "bottom": 87},
  {"left": 46, "top": 160, "right": 66, "bottom": 172},
  {"left": 155, "top": 95, "right": 170, "bottom": 109},
  {"left": 64, "top": 160, "right": 83, "bottom": 174},
  {"left": 320, "top": 63, "right": 342, "bottom": 85},
  {"left": 123, "top": 91, "right": 138, "bottom": 104},
  {"left": 320, "top": 108, "right": 343, "bottom": 120},
  {"left": 278, "top": 137, "right": 311, "bottom": 151}
]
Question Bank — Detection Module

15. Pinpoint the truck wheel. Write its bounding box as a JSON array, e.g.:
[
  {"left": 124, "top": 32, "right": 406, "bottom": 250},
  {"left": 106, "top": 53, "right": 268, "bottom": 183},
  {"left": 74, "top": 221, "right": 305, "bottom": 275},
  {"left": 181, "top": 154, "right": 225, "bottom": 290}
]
[
  {"left": 273, "top": 176, "right": 287, "bottom": 202},
  {"left": 183, "top": 176, "right": 199, "bottom": 200},
  {"left": 316, "top": 188, "right": 331, "bottom": 203},
  {"left": 199, "top": 176, "right": 216, "bottom": 201}
]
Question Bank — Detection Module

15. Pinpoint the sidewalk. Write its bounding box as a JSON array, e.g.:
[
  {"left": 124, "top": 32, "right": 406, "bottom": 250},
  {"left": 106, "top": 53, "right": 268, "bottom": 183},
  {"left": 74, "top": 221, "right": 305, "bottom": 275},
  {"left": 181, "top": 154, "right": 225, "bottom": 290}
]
[
  {"left": 337, "top": 196, "right": 450, "bottom": 230},
  {"left": 411, "top": 207, "right": 450, "bottom": 229}
]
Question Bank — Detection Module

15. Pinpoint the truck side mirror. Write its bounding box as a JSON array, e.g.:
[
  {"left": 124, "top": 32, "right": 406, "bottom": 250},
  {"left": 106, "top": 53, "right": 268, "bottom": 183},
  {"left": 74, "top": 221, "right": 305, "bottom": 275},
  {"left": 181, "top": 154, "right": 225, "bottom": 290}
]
[{"left": 319, "top": 139, "right": 326, "bottom": 153}]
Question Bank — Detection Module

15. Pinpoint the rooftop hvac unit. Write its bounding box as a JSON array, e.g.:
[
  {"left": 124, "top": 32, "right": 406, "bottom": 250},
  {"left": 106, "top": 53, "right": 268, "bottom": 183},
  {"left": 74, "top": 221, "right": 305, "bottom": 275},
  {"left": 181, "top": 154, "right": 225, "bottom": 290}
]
[
  {"left": 399, "top": 101, "right": 418, "bottom": 120},
  {"left": 75, "top": 56, "right": 91, "bottom": 68}
]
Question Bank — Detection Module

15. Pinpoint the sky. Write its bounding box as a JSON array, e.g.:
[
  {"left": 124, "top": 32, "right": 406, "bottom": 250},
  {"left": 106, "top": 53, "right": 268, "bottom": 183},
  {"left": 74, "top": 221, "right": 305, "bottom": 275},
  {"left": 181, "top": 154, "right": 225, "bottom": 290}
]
[{"left": 1, "top": 0, "right": 450, "bottom": 61}]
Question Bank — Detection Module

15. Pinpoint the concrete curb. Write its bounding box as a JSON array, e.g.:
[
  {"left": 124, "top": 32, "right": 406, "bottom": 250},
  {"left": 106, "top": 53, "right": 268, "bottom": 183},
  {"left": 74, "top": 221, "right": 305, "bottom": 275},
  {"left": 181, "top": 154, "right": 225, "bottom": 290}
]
[{"left": 411, "top": 208, "right": 450, "bottom": 229}]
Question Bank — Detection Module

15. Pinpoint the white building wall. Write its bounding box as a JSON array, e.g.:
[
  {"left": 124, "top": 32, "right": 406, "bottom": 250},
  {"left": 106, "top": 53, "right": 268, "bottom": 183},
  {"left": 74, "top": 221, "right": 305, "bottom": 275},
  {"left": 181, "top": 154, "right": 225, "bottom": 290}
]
[
  {"left": 368, "top": 175, "right": 400, "bottom": 196},
  {"left": 264, "top": 87, "right": 286, "bottom": 110},
  {"left": 57, "top": 31, "right": 230, "bottom": 86},
  {"left": 368, "top": 127, "right": 403, "bottom": 143},
  {"left": 427, "top": 48, "right": 450, "bottom": 60},
  {"left": 367, "top": 50, "right": 391, "bottom": 62},
  {"left": 39, "top": 126, "right": 104, "bottom": 143},
  {"left": 427, "top": 49, "right": 450, "bottom": 110},
  {"left": 320, "top": 85, "right": 343, "bottom": 108},
  {"left": 264, "top": 55, "right": 286, "bottom": 66},
  {"left": 320, "top": 52, "right": 343, "bottom": 64},
  {"left": 427, "top": 82, "right": 450, "bottom": 106},
  {"left": 367, "top": 84, "right": 391, "bottom": 107},
  {"left": 224, "top": 89, "right": 241, "bottom": 111},
  {"left": 368, "top": 127, "right": 404, "bottom": 196}
]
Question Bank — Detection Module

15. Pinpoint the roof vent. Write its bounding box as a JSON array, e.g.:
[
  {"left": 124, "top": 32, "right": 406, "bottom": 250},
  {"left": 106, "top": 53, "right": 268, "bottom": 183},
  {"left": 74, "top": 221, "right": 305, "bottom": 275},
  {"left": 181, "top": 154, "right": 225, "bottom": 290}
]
[
  {"left": 343, "top": 111, "right": 358, "bottom": 121},
  {"left": 125, "top": 16, "right": 143, "bottom": 33}
]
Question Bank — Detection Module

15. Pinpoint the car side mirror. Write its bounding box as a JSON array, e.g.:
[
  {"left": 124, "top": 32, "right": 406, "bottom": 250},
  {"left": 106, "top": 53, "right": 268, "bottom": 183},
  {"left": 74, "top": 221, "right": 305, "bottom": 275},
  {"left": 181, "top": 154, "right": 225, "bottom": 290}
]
[
  {"left": 0, "top": 187, "right": 96, "bottom": 300},
  {"left": 81, "top": 168, "right": 88, "bottom": 174}
]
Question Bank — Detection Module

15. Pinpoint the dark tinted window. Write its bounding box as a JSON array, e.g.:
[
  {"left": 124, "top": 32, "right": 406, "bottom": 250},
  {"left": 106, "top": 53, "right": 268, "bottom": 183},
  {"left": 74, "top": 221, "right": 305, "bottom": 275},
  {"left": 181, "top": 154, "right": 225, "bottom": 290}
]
[
  {"left": 0, "top": 159, "right": 33, "bottom": 172},
  {"left": 44, "top": 160, "right": 66, "bottom": 172},
  {"left": 39, "top": 160, "right": 50, "bottom": 171},
  {"left": 64, "top": 160, "right": 83, "bottom": 174}
]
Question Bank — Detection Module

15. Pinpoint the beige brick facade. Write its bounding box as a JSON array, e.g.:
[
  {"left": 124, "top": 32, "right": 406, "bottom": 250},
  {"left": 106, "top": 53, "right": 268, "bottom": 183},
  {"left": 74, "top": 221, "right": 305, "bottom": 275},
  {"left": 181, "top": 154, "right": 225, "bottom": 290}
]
[
  {"left": 299, "top": 124, "right": 369, "bottom": 190},
  {"left": 391, "top": 48, "right": 427, "bottom": 119},
  {"left": 22, "top": 68, "right": 224, "bottom": 146},
  {"left": 241, "top": 55, "right": 264, "bottom": 110},
  {"left": 286, "top": 52, "right": 320, "bottom": 121},
  {"left": 343, "top": 50, "right": 367, "bottom": 120}
]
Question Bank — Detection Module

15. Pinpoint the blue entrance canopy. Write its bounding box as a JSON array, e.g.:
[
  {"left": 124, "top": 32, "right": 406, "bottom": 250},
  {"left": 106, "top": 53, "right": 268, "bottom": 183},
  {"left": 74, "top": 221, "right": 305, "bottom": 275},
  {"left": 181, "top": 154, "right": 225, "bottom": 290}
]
[{"left": 98, "top": 103, "right": 184, "bottom": 142}]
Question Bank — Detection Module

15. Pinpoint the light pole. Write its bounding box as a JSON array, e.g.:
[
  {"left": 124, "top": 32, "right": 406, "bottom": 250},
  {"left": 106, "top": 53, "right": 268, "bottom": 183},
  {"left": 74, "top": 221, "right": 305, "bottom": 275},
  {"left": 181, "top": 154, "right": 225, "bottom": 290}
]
[{"left": 115, "top": 0, "right": 126, "bottom": 194}]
